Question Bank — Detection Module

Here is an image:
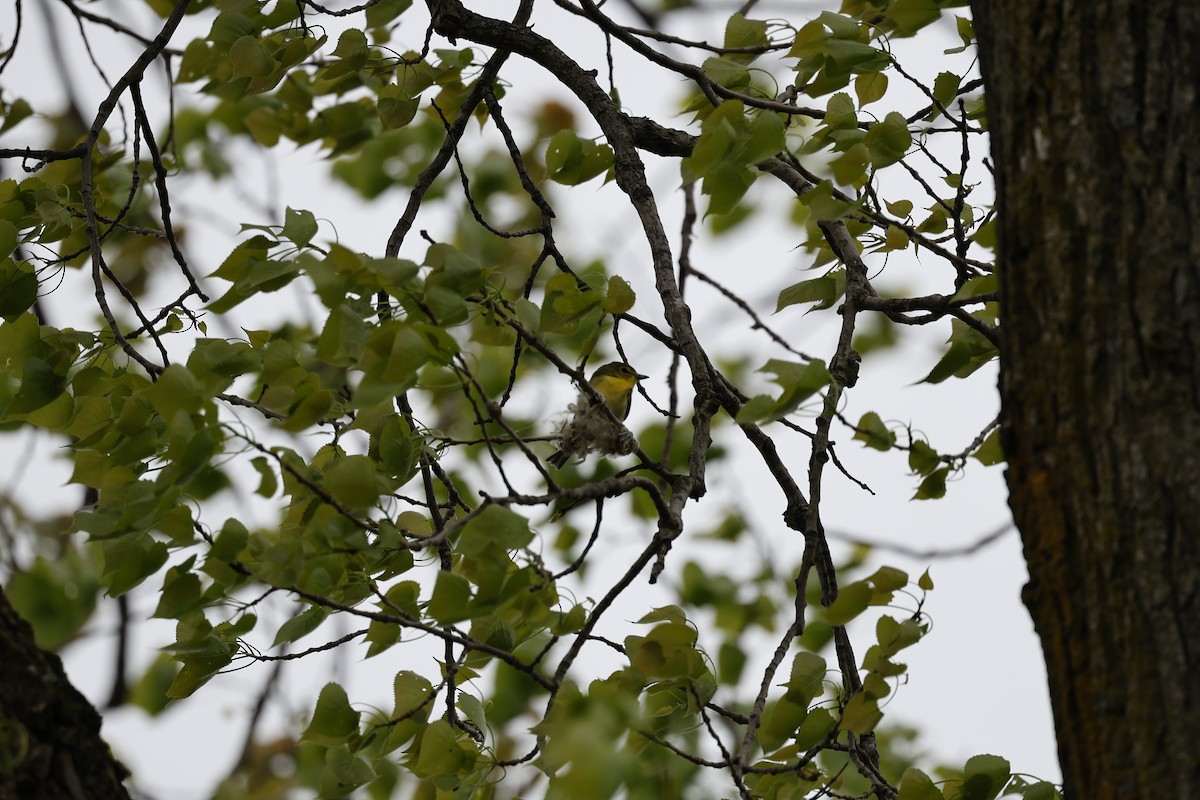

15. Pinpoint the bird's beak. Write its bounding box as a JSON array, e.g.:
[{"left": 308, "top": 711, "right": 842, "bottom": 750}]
[{"left": 635, "top": 372, "right": 649, "bottom": 381}]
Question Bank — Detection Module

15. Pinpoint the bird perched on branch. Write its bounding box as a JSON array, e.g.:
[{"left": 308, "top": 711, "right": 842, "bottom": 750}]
[{"left": 547, "top": 362, "right": 647, "bottom": 468}]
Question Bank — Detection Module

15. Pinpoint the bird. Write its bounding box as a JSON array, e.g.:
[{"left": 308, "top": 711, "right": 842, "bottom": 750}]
[{"left": 547, "top": 361, "right": 647, "bottom": 468}]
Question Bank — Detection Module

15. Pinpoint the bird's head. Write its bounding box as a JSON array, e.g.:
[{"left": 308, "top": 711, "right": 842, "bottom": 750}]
[{"left": 590, "top": 362, "right": 647, "bottom": 385}]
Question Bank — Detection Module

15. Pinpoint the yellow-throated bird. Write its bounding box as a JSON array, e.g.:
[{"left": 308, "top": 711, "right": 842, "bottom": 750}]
[{"left": 547, "top": 362, "right": 647, "bottom": 468}]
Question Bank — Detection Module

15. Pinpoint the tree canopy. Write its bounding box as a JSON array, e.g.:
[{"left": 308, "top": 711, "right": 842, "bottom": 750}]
[{"left": 0, "top": 1, "right": 1059, "bottom": 798}]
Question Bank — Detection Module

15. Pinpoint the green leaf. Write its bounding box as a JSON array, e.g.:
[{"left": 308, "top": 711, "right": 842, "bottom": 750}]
[
  {"left": 5, "top": 356, "right": 68, "bottom": 416},
  {"left": 636, "top": 605, "right": 687, "bottom": 625},
  {"left": 166, "top": 640, "right": 232, "bottom": 699},
  {"left": 932, "top": 72, "right": 963, "bottom": 117},
  {"left": 303, "top": 683, "right": 361, "bottom": 745},
  {"left": 102, "top": 533, "right": 170, "bottom": 596},
  {"left": 425, "top": 242, "right": 485, "bottom": 295},
  {"left": 540, "top": 272, "right": 600, "bottom": 334},
  {"left": 364, "top": 256, "right": 420, "bottom": 292},
  {"left": 875, "top": 615, "right": 924, "bottom": 655},
  {"left": 186, "top": 338, "right": 261, "bottom": 394},
  {"left": 684, "top": 100, "right": 741, "bottom": 176},
  {"left": 785, "top": 652, "right": 826, "bottom": 705},
  {"left": 367, "top": 0, "right": 413, "bottom": 29},
  {"left": 868, "top": 566, "right": 908, "bottom": 592},
  {"left": 603, "top": 275, "right": 636, "bottom": 314},
  {"left": 853, "top": 411, "right": 895, "bottom": 451},
  {"left": 841, "top": 691, "right": 881, "bottom": 734},
  {"left": 831, "top": 142, "right": 870, "bottom": 186},
  {"left": 918, "top": 569, "right": 935, "bottom": 591},
  {"left": 355, "top": 323, "right": 428, "bottom": 405},
  {"left": 953, "top": 274, "right": 999, "bottom": 301},
  {"left": 0, "top": 98, "right": 33, "bottom": 135},
  {"left": 35, "top": 200, "right": 71, "bottom": 243},
  {"left": 414, "top": 719, "right": 466, "bottom": 777},
  {"left": 908, "top": 439, "right": 941, "bottom": 475},
  {"left": 456, "top": 692, "right": 488, "bottom": 736},
  {"left": 972, "top": 428, "right": 1005, "bottom": 466},
  {"left": 273, "top": 606, "right": 330, "bottom": 648},
  {"left": 788, "top": 19, "right": 828, "bottom": 59},
  {"left": 0, "top": 219, "right": 17, "bottom": 260},
  {"left": 824, "top": 39, "right": 889, "bottom": 74},
  {"left": 316, "top": 303, "right": 370, "bottom": 366},
  {"left": 818, "top": 11, "right": 864, "bottom": 41},
  {"left": 153, "top": 564, "right": 204, "bottom": 619},
  {"left": 917, "top": 203, "right": 950, "bottom": 234},
  {"left": 0, "top": 261, "right": 37, "bottom": 321},
  {"left": 146, "top": 364, "right": 205, "bottom": 420},
  {"left": 629, "top": 621, "right": 700, "bottom": 678},
  {"left": 724, "top": 14, "right": 768, "bottom": 50},
  {"left": 913, "top": 466, "right": 950, "bottom": 500},
  {"left": 955, "top": 16, "right": 976, "bottom": 48},
  {"left": 862, "top": 671, "right": 891, "bottom": 700},
  {"left": 321, "top": 744, "right": 375, "bottom": 795},
  {"left": 921, "top": 340, "right": 972, "bottom": 384},
  {"left": 377, "top": 86, "right": 419, "bottom": 129},
  {"left": 824, "top": 92, "right": 858, "bottom": 130},
  {"left": 459, "top": 505, "right": 534, "bottom": 556},
  {"left": 855, "top": 72, "right": 888, "bottom": 105},
  {"left": 208, "top": 251, "right": 299, "bottom": 313},
  {"left": 921, "top": 320, "right": 997, "bottom": 383},
  {"left": 864, "top": 112, "right": 912, "bottom": 168},
  {"left": 177, "top": 39, "right": 213, "bottom": 82},
  {"left": 701, "top": 57, "right": 751, "bottom": 89},
  {"left": 761, "top": 697, "right": 808, "bottom": 751},
  {"left": 884, "top": 223, "right": 910, "bottom": 250},
  {"left": 331, "top": 27, "right": 369, "bottom": 66},
  {"left": 379, "top": 416, "right": 418, "bottom": 485},
  {"left": 546, "top": 130, "right": 613, "bottom": 185},
  {"left": 160, "top": 506, "right": 200, "bottom": 551},
  {"left": 887, "top": 0, "right": 943, "bottom": 37},
  {"left": 776, "top": 270, "right": 846, "bottom": 313},
  {"left": 250, "top": 456, "right": 278, "bottom": 497},
  {"left": 794, "top": 706, "right": 836, "bottom": 749},
  {"left": 4, "top": 552, "right": 100, "bottom": 650},
  {"left": 825, "top": 580, "right": 871, "bottom": 625},
  {"left": 702, "top": 162, "right": 755, "bottom": 216},
  {"left": 797, "top": 179, "right": 856, "bottom": 224},
  {"left": 428, "top": 571, "right": 472, "bottom": 625},
  {"left": 155, "top": 506, "right": 193, "bottom": 548},
  {"left": 211, "top": 520, "right": 249, "bottom": 562},
  {"left": 897, "top": 767, "right": 943, "bottom": 800},
  {"left": 324, "top": 455, "right": 382, "bottom": 511},
  {"left": 1021, "top": 782, "right": 1062, "bottom": 800},
  {"left": 741, "top": 110, "right": 786, "bottom": 164},
  {"left": 545, "top": 129, "right": 582, "bottom": 179},
  {"left": 127, "top": 655, "right": 178, "bottom": 716},
  {"left": 423, "top": 285, "right": 467, "bottom": 326},
  {"left": 758, "top": 358, "right": 832, "bottom": 419},
  {"left": 734, "top": 394, "right": 776, "bottom": 424},
  {"left": 961, "top": 754, "right": 1012, "bottom": 800},
  {"left": 389, "top": 670, "right": 434, "bottom": 744},
  {"left": 230, "top": 35, "right": 275, "bottom": 78},
  {"left": 283, "top": 206, "right": 318, "bottom": 247}
]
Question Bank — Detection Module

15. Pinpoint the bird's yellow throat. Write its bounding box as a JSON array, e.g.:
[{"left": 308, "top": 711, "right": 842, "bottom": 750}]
[{"left": 591, "top": 374, "right": 637, "bottom": 415}]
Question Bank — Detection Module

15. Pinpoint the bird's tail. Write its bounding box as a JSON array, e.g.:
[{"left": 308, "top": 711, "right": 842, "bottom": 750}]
[{"left": 546, "top": 449, "right": 569, "bottom": 468}]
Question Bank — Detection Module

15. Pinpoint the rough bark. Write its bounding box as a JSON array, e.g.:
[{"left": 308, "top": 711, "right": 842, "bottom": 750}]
[
  {"left": 971, "top": 1, "right": 1200, "bottom": 797},
  {"left": 0, "top": 590, "right": 131, "bottom": 800}
]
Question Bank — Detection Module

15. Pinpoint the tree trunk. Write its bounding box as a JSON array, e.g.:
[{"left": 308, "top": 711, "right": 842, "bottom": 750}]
[
  {"left": 971, "top": 1, "right": 1200, "bottom": 797},
  {"left": 0, "top": 590, "right": 131, "bottom": 800}
]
